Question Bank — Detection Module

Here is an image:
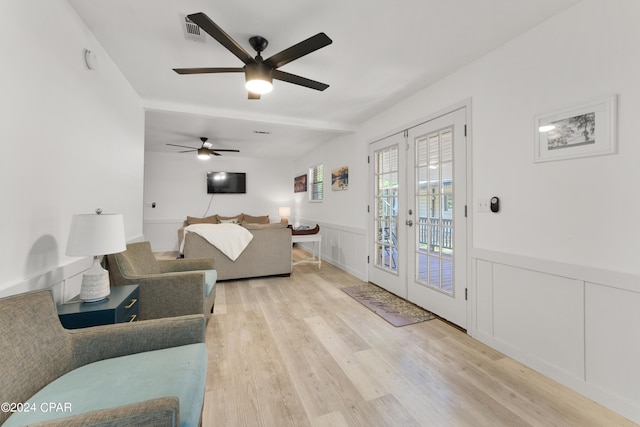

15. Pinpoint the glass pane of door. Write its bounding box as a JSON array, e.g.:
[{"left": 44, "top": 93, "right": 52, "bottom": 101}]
[
  {"left": 374, "top": 145, "right": 399, "bottom": 273},
  {"left": 415, "top": 127, "right": 454, "bottom": 294}
]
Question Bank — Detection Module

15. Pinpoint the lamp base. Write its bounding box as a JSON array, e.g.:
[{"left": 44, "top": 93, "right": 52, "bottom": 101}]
[{"left": 80, "top": 257, "right": 111, "bottom": 302}]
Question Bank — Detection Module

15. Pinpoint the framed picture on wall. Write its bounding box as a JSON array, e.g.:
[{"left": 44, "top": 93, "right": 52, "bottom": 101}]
[
  {"left": 534, "top": 95, "right": 617, "bottom": 162},
  {"left": 331, "top": 166, "right": 349, "bottom": 191},
  {"left": 294, "top": 174, "right": 307, "bottom": 193}
]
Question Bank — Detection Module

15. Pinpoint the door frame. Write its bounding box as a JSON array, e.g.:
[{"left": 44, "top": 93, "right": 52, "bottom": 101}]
[{"left": 366, "top": 99, "right": 474, "bottom": 331}]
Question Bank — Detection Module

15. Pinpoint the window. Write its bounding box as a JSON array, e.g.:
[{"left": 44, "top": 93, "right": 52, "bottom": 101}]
[{"left": 309, "top": 164, "right": 324, "bottom": 201}]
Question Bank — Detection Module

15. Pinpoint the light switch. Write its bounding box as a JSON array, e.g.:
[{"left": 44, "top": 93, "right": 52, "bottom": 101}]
[{"left": 477, "top": 199, "right": 490, "bottom": 213}]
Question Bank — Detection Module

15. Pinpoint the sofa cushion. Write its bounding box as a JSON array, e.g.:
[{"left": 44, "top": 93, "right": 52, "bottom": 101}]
[
  {"left": 186, "top": 215, "right": 218, "bottom": 225},
  {"left": 3, "top": 343, "right": 207, "bottom": 427},
  {"left": 241, "top": 213, "right": 270, "bottom": 224}
]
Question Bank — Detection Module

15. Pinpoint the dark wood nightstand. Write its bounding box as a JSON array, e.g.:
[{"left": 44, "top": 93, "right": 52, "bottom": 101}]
[{"left": 57, "top": 284, "right": 139, "bottom": 329}]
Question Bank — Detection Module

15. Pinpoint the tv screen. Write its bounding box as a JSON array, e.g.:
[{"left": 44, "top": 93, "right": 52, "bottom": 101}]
[{"left": 207, "top": 172, "right": 246, "bottom": 194}]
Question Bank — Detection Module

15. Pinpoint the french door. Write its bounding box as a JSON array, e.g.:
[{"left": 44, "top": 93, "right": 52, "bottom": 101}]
[
  {"left": 369, "top": 107, "right": 468, "bottom": 328},
  {"left": 369, "top": 132, "right": 408, "bottom": 298}
]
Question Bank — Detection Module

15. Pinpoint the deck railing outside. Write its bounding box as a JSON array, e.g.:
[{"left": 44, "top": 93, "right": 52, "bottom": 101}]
[
  {"left": 377, "top": 217, "right": 452, "bottom": 254},
  {"left": 418, "top": 217, "right": 452, "bottom": 251}
]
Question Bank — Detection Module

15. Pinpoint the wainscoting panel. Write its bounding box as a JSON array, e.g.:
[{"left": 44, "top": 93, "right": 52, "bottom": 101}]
[
  {"left": 471, "top": 249, "right": 640, "bottom": 424},
  {"left": 294, "top": 218, "right": 367, "bottom": 281},
  {"left": 585, "top": 282, "right": 640, "bottom": 407},
  {"left": 492, "top": 264, "right": 584, "bottom": 379},
  {"left": 474, "top": 259, "right": 494, "bottom": 336}
]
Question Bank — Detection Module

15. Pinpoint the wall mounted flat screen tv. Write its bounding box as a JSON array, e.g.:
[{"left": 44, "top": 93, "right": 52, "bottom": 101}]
[{"left": 207, "top": 172, "right": 246, "bottom": 194}]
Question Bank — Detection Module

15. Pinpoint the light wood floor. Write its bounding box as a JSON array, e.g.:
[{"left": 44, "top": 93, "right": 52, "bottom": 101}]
[{"left": 195, "top": 249, "right": 635, "bottom": 427}]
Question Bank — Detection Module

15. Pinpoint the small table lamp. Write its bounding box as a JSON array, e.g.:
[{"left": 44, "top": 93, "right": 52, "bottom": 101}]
[
  {"left": 66, "top": 209, "right": 126, "bottom": 302},
  {"left": 278, "top": 206, "right": 291, "bottom": 223}
]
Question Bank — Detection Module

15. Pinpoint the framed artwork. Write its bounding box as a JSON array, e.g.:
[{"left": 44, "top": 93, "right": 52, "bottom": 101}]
[
  {"left": 534, "top": 95, "right": 617, "bottom": 163},
  {"left": 294, "top": 174, "right": 307, "bottom": 193},
  {"left": 331, "top": 166, "right": 349, "bottom": 191}
]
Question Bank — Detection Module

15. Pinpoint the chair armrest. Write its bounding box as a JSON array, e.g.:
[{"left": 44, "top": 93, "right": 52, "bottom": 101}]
[
  {"left": 119, "top": 272, "right": 207, "bottom": 319},
  {"left": 28, "top": 397, "right": 179, "bottom": 427},
  {"left": 70, "top": 314, "right": 205, "bottom": 366},
  {"left": 158, "top": 257, "right": 215, "bottom": 273}
]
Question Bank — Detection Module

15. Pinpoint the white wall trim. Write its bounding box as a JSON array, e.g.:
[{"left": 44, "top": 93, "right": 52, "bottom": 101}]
[
  {"left": 0, "top": 257, "right": 90, "bottom": 303},
  {"left": 294, "top": 217, "right": 366, "bottom": 236},
  {"left": 472, "top": 248, "right": 640, "bottom": 293}
]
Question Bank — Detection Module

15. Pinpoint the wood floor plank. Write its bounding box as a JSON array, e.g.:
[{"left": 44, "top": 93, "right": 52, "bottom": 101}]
[
  {"left": 304, "top": 315, "right": 386, "bottom": 401},
  {"left": 259, "top": 300, "right": 367, "bottom": 421},
  {"left": 200, "top": 249, "right": 638, "bottom": 427},
  {"left": 311, "top": 410, "right": 349, "bottom": 427}
]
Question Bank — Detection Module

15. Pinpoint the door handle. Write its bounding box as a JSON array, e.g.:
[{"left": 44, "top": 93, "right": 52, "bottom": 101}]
[{"left": 406, "top": 220, "right": 413, "bottom": 226}]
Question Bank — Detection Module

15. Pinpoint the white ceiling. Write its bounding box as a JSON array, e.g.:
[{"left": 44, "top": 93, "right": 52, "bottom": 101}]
[{"left": 68, "top": 0, "right": 581, "bottom": 159}]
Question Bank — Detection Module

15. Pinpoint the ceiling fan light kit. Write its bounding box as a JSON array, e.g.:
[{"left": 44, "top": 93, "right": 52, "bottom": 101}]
[
  {"left": 197, "top": 148, "right": 211, "bottom": 160},
  {"left": 172, "top": 12, "right": 332, "bottom": 99},
  {"left": 245, "top": 62, "right": 273, "bottom": 94}
]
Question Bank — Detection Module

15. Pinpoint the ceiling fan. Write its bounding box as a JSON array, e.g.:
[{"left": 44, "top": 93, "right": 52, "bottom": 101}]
[
  {"left": 173, "top": 12, "right": 332, "bottom": 99},
  {"left": 167, "top": 137, "right": 240, "bottom": 160}
]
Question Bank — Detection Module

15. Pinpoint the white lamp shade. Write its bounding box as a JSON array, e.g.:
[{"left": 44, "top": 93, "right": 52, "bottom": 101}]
[
  {"left": 66, "top": 213, "right": 126, "bottom": 256},
  {"left": 278, "top": 207, "right": 291, "bottom": 217}
]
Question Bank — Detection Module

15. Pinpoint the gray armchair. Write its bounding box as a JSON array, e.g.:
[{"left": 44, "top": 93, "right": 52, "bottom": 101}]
[
  {"left": 106, "top": 241, "right": 216, "bottom": 320},
  {"left": 0, "top": 289, "right": 206, "bottom": 426}
]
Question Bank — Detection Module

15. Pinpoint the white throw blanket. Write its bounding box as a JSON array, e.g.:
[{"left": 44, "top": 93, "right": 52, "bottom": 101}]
[{"left": 180, "top": 223, "right": 253, "bottom": 261}]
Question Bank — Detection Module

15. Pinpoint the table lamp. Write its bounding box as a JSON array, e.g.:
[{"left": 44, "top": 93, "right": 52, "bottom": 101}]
[
  {"left": 278, "top": 206, "right": 291, "bottom": 223},
  {"left": 66, "top": 209, "right": 126, "bottom": 302}
]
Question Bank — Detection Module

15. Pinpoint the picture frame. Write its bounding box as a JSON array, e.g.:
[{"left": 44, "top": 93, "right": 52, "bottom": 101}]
[
  {"left": 331, "top": 166, "right": 349, "bottom": 191},
  {"left": 534, "top": 95, "right": 617, "bottom": 163},
  {"left": 294, "top": 174, "right": 307, "bottom": 193}
]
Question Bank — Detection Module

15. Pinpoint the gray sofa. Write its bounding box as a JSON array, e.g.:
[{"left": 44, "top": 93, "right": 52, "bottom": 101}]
[
  {"left": 183, "top": 222, "right": 292, "bottom": 281},
  {"left": 0, "top": 289, "right": 207, "bottom": 427}
]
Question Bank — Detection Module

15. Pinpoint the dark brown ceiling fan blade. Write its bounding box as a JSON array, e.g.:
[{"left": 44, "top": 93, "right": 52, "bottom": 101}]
[
  {"left": 187, "top": 12, "right": 255, "bottom": 65},
  {"left": 273, "top": 70, "right": 329, "bottom": 91},
  {"left": 173, "top": 67, "right": 244, "bottom": 75},
  {"left": 168, "top": 140, "right": 239, "bottom": 156},
  {"left": 166, "top": 143, "right": 199, "bottom": 150},
  {"left": 264, "top": 33, "right": 332, "bottom": 69},
  {"left": 248, "top": 92, "right": 261, "bottom": 100}
]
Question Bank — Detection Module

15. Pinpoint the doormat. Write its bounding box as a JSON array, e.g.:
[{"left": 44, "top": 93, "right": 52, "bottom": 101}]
[{"left": 342, "top": 284, "right": 435, "bottom": 327}]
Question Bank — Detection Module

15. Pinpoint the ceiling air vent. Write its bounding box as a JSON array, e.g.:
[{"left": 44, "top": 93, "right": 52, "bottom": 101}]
[{"left": 181, "top": 15, "right": 206, "bottom": 43}]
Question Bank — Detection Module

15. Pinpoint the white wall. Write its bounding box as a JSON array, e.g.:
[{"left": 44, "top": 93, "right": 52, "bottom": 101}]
[
  {"left": 298, "top": 0, "right": 640, "bottom": 422},
  {"left": 292, "top": 133, "right": 368, "bottom": 279},
  {"left": 0, "top": 0, "right": 144, "bottom": 301},
  {"left": 143, "top": 151, "right": 293, "bottom": 251}
]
